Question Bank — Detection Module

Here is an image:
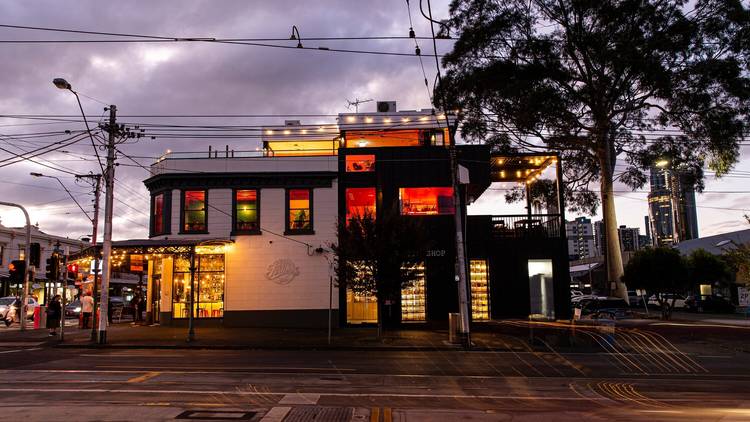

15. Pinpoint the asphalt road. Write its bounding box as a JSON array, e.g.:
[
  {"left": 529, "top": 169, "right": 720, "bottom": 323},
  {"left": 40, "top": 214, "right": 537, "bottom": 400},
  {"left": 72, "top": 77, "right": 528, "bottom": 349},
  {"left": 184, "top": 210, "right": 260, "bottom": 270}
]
[{"left": 0, "top": 338, "right": 749, "bottom": 422}]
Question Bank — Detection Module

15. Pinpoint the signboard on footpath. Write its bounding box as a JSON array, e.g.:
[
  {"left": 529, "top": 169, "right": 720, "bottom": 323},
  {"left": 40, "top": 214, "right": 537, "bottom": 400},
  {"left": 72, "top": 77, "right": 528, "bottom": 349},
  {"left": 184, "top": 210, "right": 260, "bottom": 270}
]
[{"left": 738, "top": 286, "right": 749, "bottom": 307}]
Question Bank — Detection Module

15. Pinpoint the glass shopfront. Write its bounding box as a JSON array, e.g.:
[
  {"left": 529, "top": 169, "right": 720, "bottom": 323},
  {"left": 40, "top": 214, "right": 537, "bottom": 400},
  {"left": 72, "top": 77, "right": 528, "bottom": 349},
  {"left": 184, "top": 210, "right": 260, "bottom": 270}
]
[
  {"left": 401, "top": 263, "right": 426, "bottom": 322},
  {"left": 173, "top": 254, "right": 225, "bottom": 318},
  {"left": 470, "top": 259, "right": 490, "bottom": 321}
]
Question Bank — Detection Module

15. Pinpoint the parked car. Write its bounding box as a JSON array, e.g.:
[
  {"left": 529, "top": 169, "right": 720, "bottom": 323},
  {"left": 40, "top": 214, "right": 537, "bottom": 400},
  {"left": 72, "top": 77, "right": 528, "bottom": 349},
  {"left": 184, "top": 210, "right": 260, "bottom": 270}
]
[
  {"left": 576, "top": 297, "right": 632, "bottom": 320},
  {"left": 65, "top": 299, "right": 82, "bottom": 317},
  {"left": 571, "top": 294, "right": 600, "bottom": 304},
  {"left": 685, "top": 295, "right": 735, "bottom": 314},
  {"left": 647, "top": 293, "right": 687, "bottom": 310},
  {"left": 0, "top": 296, "right": 38, "bottom": 322}
]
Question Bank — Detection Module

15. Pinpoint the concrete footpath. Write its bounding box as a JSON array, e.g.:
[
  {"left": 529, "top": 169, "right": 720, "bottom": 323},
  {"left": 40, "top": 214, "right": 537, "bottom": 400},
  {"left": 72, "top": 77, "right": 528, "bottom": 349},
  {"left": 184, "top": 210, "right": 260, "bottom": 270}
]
[{"left": 0, "top": 322, "right": 531, "bottom": 351}]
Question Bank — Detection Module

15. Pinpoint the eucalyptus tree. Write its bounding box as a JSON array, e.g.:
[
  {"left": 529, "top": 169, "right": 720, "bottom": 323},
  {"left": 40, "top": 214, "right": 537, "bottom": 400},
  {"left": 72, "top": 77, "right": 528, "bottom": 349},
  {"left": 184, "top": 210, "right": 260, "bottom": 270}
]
[{"left": 437, "top": 0, "right": 749, "bottom": 300}]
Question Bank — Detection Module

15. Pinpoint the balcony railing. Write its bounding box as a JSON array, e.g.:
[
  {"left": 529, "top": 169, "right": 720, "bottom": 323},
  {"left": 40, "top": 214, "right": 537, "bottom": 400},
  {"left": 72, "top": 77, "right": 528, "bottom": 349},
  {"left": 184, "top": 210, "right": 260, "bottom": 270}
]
[{"left": 491, "top": 214, "right": 563, "bottom": 238}]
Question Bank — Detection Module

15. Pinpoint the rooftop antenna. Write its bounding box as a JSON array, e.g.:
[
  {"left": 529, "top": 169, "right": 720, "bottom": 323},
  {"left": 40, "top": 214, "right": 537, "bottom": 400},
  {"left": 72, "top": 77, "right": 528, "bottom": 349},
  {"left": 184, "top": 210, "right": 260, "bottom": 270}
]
[{"left": 345, "top": 98, "right": 373, "bottom": 113}]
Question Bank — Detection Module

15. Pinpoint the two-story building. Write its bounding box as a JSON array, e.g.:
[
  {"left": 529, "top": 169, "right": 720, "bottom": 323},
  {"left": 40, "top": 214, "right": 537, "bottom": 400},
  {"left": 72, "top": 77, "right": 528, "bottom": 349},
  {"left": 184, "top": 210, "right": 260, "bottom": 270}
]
[
  {"left": 0, "top": 221, "right": 85, "bottom": 301},
  {"left": 67, "top": 102, "right": 572, "bottom": 327}
]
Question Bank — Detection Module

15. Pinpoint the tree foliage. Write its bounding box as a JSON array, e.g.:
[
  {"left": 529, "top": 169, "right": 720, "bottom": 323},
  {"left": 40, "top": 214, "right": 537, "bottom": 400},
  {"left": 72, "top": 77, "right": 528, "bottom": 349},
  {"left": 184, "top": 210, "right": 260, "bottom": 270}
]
[
  {"left": 331, "top": 207, "right": 432, "bottom": 330},
  {"left": 437, "top": 0, "right": 749, "bottom": 296},
  {"left": 687, "top": 248, "right": 733, "bottom": 286},
  {"left": 622, "top": 247, "right": 689, "bottom": 318}
]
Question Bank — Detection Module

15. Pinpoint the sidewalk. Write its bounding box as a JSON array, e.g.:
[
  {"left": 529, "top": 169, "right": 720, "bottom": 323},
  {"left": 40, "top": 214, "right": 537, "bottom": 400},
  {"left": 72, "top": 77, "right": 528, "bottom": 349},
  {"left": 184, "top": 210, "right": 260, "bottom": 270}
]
[{"left": 0, "top": 322, "right": 531, "bottom": 351}]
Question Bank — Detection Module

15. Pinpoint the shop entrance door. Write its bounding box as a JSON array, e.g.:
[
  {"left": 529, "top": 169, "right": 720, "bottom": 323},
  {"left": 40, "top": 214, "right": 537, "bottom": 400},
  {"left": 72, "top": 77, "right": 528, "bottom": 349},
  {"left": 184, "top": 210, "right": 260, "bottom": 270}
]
[{"left": 152, "top": 276, "right": 160, "bottom": 323}]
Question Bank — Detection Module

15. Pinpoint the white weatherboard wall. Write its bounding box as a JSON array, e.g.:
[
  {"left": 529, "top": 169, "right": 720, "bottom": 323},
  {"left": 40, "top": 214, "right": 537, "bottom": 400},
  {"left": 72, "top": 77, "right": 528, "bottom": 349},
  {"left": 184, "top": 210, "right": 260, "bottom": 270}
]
[
  {"left": 225, "top": 184, "right": 338, "bottom": 312},
  {"left": 157, "top": 183, "right": 338, "bottom": 313}
]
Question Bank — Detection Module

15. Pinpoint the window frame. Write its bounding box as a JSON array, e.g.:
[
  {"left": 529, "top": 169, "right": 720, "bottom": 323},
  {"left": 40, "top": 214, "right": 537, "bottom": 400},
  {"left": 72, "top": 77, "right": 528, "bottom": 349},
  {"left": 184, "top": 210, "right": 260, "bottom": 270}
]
[
  {"left": 149, "top": 190, "right": 172, "bottom": 237},
  {"left": 398, "top": 187, "right": 455, "bottom": 216},
  {"left": 179, "top": 189, "right": 209, "bottom": 234},
  {"left": 285, "top": 188, "right": 314, "bottom": 235},
  {"left": 232, "top": 188, "right": 261, "bottom": 235}
]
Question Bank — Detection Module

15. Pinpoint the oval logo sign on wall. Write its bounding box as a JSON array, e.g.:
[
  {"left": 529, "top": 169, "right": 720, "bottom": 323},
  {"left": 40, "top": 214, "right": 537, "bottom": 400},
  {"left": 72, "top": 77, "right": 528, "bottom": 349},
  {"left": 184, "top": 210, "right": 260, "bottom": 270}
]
[{"left": 265, "top": 259, "right": 300, "bottom": 285}]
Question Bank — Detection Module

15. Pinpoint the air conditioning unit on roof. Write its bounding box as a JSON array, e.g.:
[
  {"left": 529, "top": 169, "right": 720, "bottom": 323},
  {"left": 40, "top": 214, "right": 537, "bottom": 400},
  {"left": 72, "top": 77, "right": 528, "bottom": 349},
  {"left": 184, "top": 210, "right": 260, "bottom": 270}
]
[{"left": 376, "top": 101, "right": 397, "bottom": 113}]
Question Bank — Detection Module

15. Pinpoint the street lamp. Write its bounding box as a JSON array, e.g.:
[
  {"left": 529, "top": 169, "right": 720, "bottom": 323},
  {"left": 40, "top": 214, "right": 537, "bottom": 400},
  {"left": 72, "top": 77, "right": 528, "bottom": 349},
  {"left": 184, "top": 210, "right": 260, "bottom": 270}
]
[{"left": 52, "top": 78, "right": 104, "bottom": 176}]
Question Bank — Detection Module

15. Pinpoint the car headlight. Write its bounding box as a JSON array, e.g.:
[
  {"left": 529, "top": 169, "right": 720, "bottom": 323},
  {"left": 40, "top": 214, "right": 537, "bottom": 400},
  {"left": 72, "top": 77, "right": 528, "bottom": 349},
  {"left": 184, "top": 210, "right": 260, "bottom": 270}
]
[{"left": 74, "top": 307, "right": 81, "bottom": 313}]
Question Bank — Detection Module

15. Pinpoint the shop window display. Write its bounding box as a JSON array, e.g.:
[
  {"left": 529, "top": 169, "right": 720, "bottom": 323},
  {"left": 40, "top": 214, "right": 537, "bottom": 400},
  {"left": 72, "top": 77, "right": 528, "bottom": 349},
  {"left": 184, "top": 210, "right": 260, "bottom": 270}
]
[
  {"left": 401, "top": 263, "right": 426, "bottom": 321},
  {"left": 470, "top": 260, "right": 490, "bottom": 321},
  {"left": 172, "top": 254, "right": 224, "bottom": 318}
]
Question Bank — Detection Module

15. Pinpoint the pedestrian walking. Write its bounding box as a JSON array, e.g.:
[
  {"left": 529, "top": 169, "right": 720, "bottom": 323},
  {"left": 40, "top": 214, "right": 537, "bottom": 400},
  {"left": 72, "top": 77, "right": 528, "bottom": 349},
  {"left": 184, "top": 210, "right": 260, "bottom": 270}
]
[
  {"left": 81, "top": 292, "right": 94, "bottom": 329},
  {"left": 46, "top": 295, "right": 62, "bottom": 336}
]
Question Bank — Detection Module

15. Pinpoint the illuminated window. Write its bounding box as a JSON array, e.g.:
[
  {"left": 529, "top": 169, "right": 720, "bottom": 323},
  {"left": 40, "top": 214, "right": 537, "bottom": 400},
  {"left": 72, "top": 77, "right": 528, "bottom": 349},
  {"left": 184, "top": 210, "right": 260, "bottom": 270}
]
[
  {"left": 234, "top": 189, "right": 260, "bottom": 233},
  {"left": 151, "top": 192, "right": 170, "bottom": 236},
  {"left": 346, "top": 187, "right": 376, "bottom": 221},
  {"left": 401, "top": 262, "right": 426, "bottom": 322},
  {"left": 182, "top": 190, "right": 207, "bottom": 233},
  {"left": 345, "top": 154, "right": 375, "bottom": 172},
  {"left": 528, "top": 259, "right": 554, "bottom": 320},
  {"left": 286, "top": 189, "right": 313, "bottom": 233},
  {"left": 172, "top": 254, "right": 225, "bottom": 319},
  {"left": 470, "top": 260, "right": 490, "bottom": 321},
  {"left": 399, "top": 187, "right": 455, "bottom": 215}
]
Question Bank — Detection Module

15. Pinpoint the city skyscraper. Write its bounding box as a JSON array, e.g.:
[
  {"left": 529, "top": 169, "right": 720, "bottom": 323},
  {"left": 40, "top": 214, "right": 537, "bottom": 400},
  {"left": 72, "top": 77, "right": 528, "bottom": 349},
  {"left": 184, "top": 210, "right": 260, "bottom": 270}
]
[{"left": 647, "top": 166, "right": 699, "bottom": 246}]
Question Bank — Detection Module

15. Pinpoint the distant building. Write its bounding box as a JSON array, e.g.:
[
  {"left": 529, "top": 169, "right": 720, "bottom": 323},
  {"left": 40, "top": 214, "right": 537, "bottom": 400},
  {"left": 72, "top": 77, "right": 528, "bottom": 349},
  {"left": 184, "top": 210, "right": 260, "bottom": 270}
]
[
  {"left": 594, "top": 221, "right": 643, "bottom": 255},
  {"left": 566, "top": 217, "right": 596, "bottom": 260},
  {"left": 618, "top": 225, "right": 641, "bottom": 253},
  {"left": 0, "top": 222, "right": 84, "bottom": 299},
  {"left": 648, "top": 166, "right": 699, "bottom": 246}
]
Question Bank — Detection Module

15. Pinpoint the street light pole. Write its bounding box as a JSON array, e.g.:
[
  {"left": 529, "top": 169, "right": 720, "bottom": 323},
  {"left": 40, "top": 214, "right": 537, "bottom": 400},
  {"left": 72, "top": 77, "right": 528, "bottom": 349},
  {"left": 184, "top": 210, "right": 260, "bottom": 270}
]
[{"left": 0, "top": 202, "right": 31, "bottom": 331}]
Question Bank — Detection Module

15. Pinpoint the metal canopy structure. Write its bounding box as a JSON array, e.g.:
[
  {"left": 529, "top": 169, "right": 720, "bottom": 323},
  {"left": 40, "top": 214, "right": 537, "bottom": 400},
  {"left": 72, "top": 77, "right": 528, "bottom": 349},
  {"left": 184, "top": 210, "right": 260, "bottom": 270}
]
[{"left": 490, "top": 153, "right": 558, "bottom": 183}]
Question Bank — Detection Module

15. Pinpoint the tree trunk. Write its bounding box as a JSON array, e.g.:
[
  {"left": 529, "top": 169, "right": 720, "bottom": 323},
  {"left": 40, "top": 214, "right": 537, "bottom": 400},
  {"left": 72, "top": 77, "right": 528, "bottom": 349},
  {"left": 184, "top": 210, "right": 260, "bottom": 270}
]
[{"left": 598, "top": 148, "right": 628, "bottom": 303}]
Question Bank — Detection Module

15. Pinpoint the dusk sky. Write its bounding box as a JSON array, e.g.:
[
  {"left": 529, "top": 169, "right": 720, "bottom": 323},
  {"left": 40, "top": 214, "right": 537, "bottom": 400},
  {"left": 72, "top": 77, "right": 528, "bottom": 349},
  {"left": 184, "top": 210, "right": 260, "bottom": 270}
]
[{"left": 1, "top": 0, "right": 748, "bottom": 241}]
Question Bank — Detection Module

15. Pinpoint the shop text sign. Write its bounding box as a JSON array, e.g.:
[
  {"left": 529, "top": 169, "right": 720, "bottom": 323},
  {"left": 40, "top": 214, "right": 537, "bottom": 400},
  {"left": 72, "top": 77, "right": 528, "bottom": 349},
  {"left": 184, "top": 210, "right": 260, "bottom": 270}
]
[
  {"left": 265, "top": 259, "right": 300, "bottom": 285},
  {"left": 130, "top": 254, "right": 144, "bottom": 272}
]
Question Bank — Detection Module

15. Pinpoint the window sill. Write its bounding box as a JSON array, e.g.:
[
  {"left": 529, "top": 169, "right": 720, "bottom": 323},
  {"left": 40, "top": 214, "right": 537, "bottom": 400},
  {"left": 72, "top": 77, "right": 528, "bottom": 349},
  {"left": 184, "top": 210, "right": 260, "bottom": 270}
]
[
  {"left": 231, "top": 230, "right": 262, "bottom": 236},
  {"left": 149, "top": 232, "right": 172, "bottom": 238},
  {"left": 284, "top": 229, "right": 316, "bottom": 236},
  {"left": 179, "top": 230, "right": 209, "bottom": 235}
]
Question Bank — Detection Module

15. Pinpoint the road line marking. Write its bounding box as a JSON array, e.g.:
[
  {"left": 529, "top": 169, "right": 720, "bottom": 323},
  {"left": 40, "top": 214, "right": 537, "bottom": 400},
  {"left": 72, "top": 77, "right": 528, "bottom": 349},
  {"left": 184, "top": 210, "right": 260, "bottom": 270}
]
[
  {"left": 260, "top": 406, "right": 291, "bottom": 422},
  {"left": 127, "top": 371, "right": 160, "bottom": 383},
  {"left": 0, "top": 347, "right": 41, "bottom": 354},
  {"left": 0, "top": 342, "right": 44, "bottom": 347},
  {"left": 370, "top": 407, "right": 380, "bottom": 422},
  {"left": 278, "top": 393, "right": 320, "bottom": 405}
]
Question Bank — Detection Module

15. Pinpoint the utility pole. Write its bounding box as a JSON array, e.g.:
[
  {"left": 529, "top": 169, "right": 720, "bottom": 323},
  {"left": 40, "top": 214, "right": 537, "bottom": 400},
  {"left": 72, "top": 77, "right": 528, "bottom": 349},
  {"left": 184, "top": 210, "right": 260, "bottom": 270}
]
[
  {"left": 449, "top": 146, "right": 471, "bottom": 349},
  {"left": 97, "top": 105, "right": 117, "bottom": 344}
]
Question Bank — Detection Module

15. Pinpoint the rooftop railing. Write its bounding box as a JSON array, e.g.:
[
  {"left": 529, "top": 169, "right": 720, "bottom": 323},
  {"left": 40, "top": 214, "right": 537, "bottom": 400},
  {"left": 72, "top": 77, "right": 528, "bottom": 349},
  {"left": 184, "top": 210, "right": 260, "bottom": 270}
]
[
  {"left": 153, "top": 148, "right": 339, "bottom": 164},
  {"left": 490, "top": 214, "right": 563, "bottom": 238}
]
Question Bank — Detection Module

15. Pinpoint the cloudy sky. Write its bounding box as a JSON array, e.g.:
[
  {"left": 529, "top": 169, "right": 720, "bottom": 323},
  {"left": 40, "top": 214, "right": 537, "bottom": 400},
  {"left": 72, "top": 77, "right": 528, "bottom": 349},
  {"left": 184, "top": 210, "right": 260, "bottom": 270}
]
[{"left": 0, "top": 0, "right": 748, "bottom": 242}]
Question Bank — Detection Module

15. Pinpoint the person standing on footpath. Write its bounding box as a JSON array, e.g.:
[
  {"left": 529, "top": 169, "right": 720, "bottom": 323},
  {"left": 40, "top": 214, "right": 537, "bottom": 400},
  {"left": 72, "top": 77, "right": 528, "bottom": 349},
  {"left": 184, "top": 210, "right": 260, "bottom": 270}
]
[
  {"left": 80, "top": 292, "right": 94, "bottom": 329},
  {"left": 46, "top": 295, "right": 62, "bottom": 336}
]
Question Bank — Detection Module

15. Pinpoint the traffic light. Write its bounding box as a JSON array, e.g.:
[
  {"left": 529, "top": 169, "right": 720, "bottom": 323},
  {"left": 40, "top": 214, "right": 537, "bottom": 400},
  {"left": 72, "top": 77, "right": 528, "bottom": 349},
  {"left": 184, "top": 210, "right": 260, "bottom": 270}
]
[
  {"left": 29, "top": 243, "right": 41, "bottom": 268},
  {"left": 8, "top": 260, "right": 25, "bottom": 283},
  {"left": 45, "top": 254, "right": 60, "bottom": 281}
]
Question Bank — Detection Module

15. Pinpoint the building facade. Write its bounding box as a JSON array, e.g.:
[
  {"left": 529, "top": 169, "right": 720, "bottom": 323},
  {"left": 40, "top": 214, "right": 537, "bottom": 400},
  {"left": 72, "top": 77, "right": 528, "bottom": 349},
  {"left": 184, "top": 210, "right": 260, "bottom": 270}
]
[
  {"left": 0, "top": 222, "right": 84, "bottom": 300},
  {"left": 69, "top": 103, "right": 572, "bottom": 327},
  {"left": 648, "top": 166, "right": 699, "bottom": 246},
  {"left": 566, "top": 217, "right": 596, "bottom": 260}
]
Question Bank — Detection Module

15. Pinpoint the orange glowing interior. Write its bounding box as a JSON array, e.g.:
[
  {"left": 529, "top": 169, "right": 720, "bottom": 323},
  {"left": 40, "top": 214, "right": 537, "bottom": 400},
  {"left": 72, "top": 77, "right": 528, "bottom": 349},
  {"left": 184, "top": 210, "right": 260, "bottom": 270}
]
[
  {"left": 345, "top": 155, "right": 375, "bottom": 172},
  {"left": 346, "top": 187, "right": 376, "bottom": 221},
  {"left": 345, "top": 130, "right": 421, "bottom": 148},
  {"left": 399, "top": 187, "right": 455, "bottom": 215}
]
